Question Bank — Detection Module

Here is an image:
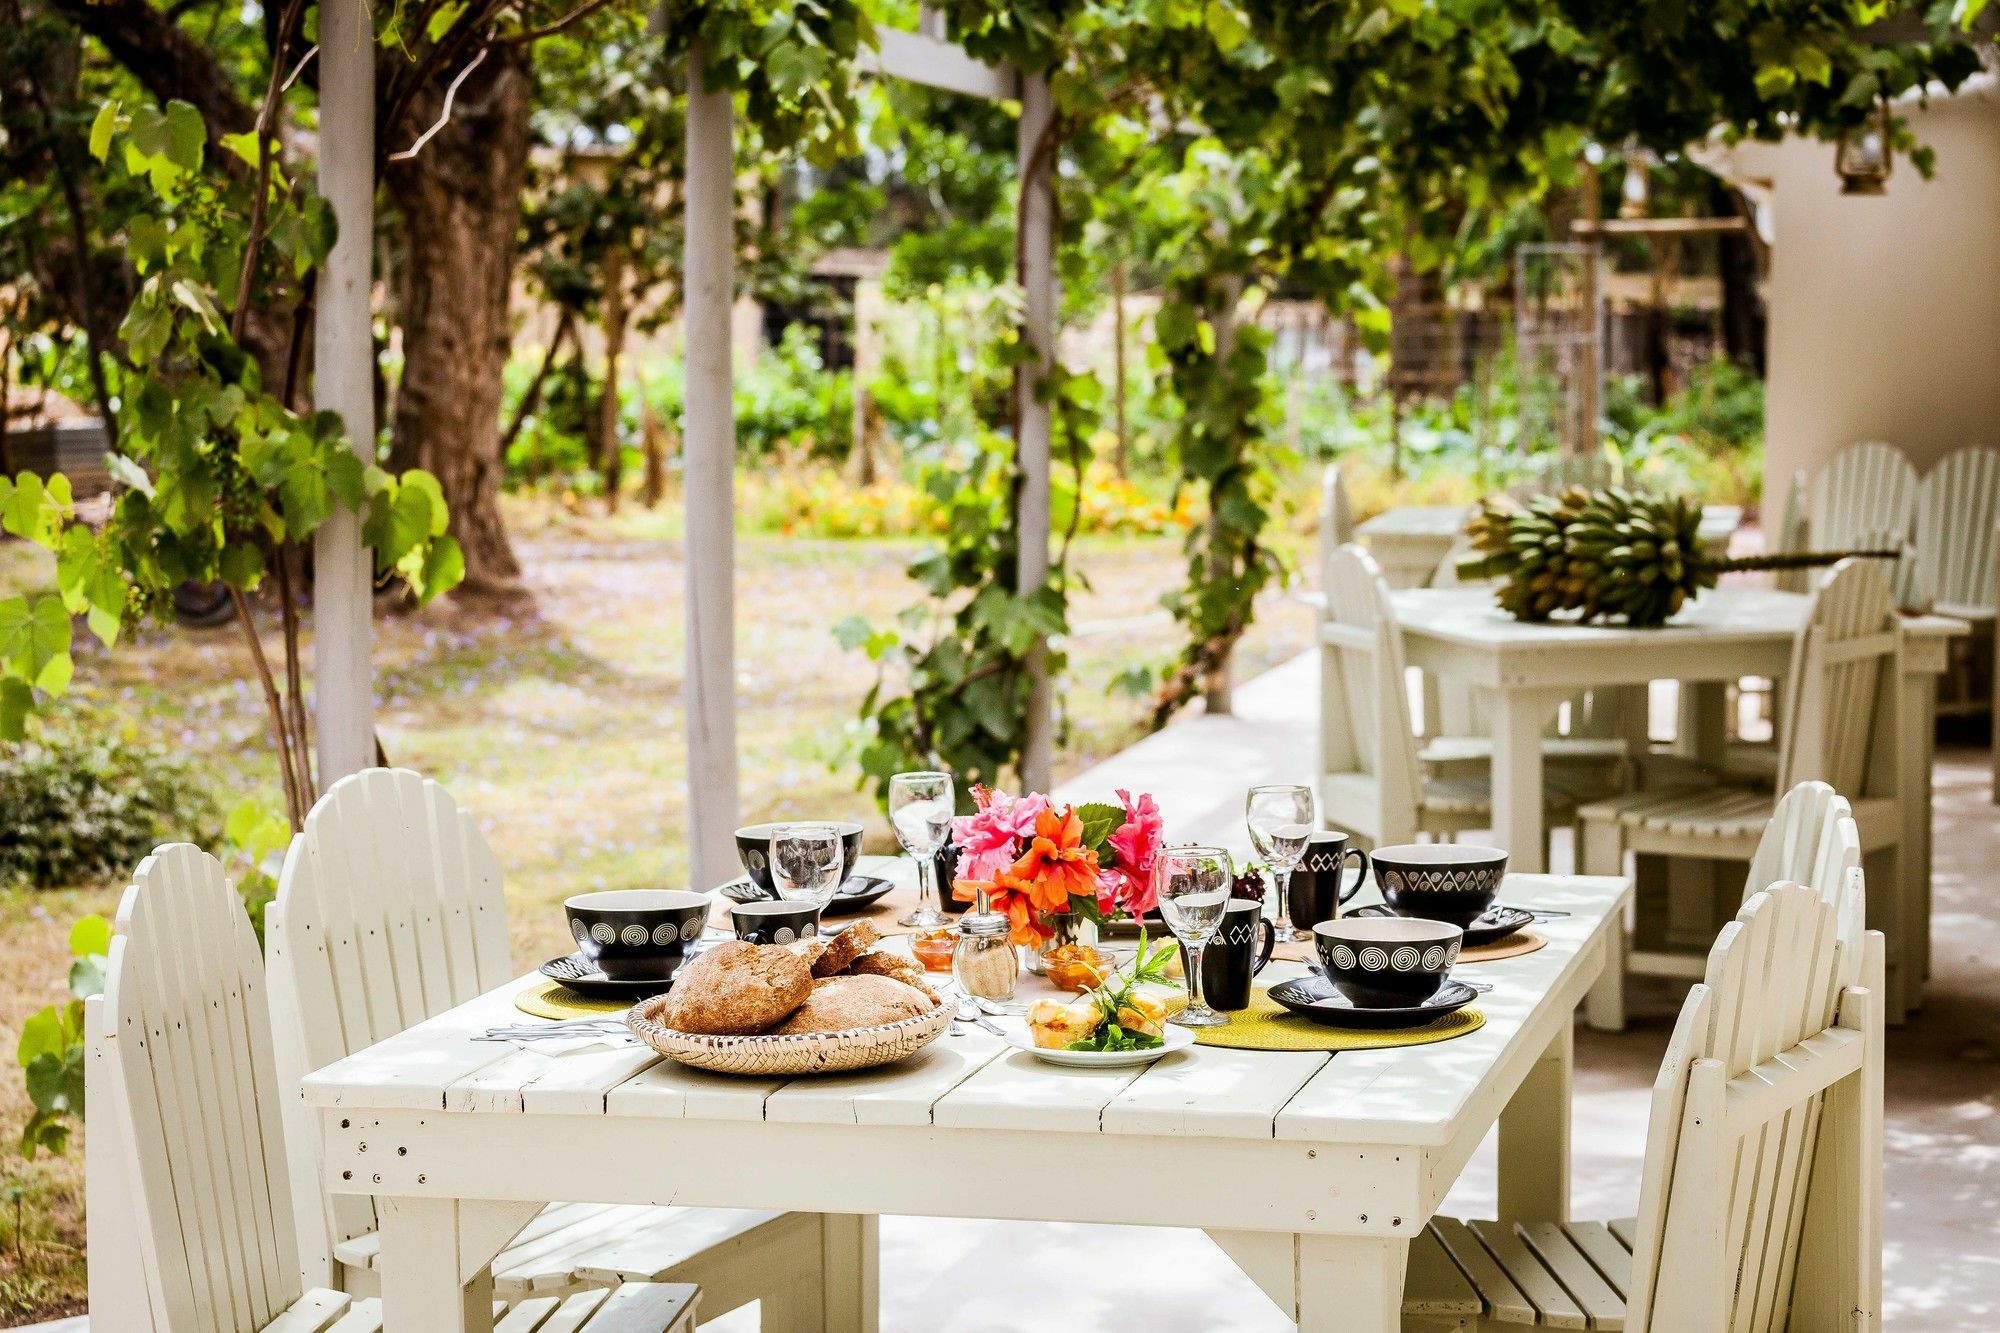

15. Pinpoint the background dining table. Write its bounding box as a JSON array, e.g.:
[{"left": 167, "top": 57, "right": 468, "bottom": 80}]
[
  {"left": 1356, "top": 502, "right": 1743, "bottom": 589},
  {"left": 302, "top": 873, "right": 1627, "bottom": 1333},
  {"left": 1380, "top": 584, "right": 1964, "bottom": 1022}
]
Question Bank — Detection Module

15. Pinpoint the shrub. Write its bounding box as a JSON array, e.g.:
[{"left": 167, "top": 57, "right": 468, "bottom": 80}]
[{"left": 0, "top": 718, "right": 216, "bottom": 889}]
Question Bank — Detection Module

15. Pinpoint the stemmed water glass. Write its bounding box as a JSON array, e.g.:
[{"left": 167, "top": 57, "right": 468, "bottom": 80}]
[
  {"left": 889, "top": 771, "right": 954, "bottom": 928},
  {"left": 1247, "top": 783, "right": 1316, "bottom": 942},
  {"left": 768, "top": 823, "right": 844, "bottom": 936},
  {"left": 1157, "top": 845, "right": 1234, "bottom": 1029}
]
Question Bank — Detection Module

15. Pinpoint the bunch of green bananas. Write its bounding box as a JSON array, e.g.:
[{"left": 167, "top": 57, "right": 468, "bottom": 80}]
[{"left": 1457, "top": 486, "right": 1886, "bottom": 628}]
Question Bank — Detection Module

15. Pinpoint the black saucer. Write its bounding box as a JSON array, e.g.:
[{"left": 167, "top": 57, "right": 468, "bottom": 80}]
[
  {"left": 1347, "top": 902, "right": 1535, "bottom": 948},
  {"left": 539, "top": 953, "right": 682, "bottom": 1000},
  {"left": 717, "top": 874, "right": 896, "bottom": 915},
  {"left": 1268, "top": 976, "right": 1480, "bottom": 1030}
]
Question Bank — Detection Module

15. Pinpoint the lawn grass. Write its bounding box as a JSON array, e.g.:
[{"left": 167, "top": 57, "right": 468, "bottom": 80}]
[{"left": 0, "top": 491, "right": 1311, "bottom": 1322}]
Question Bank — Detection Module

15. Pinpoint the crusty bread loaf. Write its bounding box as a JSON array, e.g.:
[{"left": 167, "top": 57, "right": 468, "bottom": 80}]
[
  {"left": 848, "top": 949, "right": 926, "bottom": 988},
  {"left": 663, "top": 941, "right": 811, "bottom": 1035},
  {"left": 770, "top": 973, "right": 933, "bottom": 1034},
  {"left": 811, "top": 920, "right": 881, "bottom": 978}
]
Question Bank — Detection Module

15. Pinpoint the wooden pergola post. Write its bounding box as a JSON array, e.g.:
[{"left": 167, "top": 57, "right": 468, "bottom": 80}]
[
  {"left": 311, "top": 0, "right": 377, "bottom": 787},
  {"left": 682, "top": 39, "right": 741, "bottom": 889},
  {"left": 1016, "top": 72, "right": 1055, "bottom": 792}
]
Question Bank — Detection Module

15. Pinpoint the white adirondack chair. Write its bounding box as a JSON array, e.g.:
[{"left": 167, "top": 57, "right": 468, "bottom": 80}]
[
  {"left": 1319, "top": 544, "right": 1582, "bottom": 857},
  {"left": 267, "top": 769, "right": 866, "bottom": 1327},
  {"left": 1418, "top": 543, "right": 1634, "bottom": 795},
  {"left": 1322, "top": 461, "right": 1357, "bottom": 549},
  {"left": 86, "top": 843, "right": 701, "bottom": 1333},
  {"left": 1405, "top": 879, "right": 1885, "bottom": 1331},
  {"left": 1577, "top": 559, "right": 1903, "bottom": 1026},
  {"left": 1582, "top": 779, "right": 1858, "bottom": 1032},
  {"left": 1914, "top": 445, "right": 2000, "bottom": 718},
  {"left": 1806, "top": 440, "right": 1920, "bottom": 605}
]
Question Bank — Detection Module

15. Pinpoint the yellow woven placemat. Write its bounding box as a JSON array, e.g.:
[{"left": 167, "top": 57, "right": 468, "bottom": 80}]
[
  {"left": 515, "top": 980, "right": 636, "bottom": 1020},
  {"left": 1459, "top": 929, "right": 1547, "bottom": 964},
  {"left": 1193, "top": 988, "right": 1484, "bottom": 1052}
]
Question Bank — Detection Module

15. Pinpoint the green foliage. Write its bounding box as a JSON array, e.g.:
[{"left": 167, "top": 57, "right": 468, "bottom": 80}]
[
  {"left": 219, "top": 795, "right": 291, "bottom": 942},
  {"left": 16, "top": 916, "right": 110, "bottom": 1158},
  {"left": 735, "top": 327, "right": 855, "bottom": 459},
  {"left": 0, "top": 716, "right": 215, "bottom": 890}
]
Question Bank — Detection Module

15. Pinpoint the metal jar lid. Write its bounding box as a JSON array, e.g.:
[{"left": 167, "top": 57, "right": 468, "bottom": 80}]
[{"left": 957, "top": 910, "right": 1010, "bottom": 938}]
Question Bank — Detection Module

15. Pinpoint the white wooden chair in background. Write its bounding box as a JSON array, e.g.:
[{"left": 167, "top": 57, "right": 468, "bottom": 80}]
[
  {"left": 1322, "top": 460, "right": 1357, "bottom": 549},
  {"left": 1805, "top": 440, "right": 1920, "bottom": 603},
  {"left": 1419, "top": 542, "right": 1635, "bottom": 798},
  {"left": 267, "top": 768, "right": 868, "bottom": 1328},
  {"left": 1582, "top": 779, "right": 1857, "bottom": 1031},
  {"left": 1914, "top": 445, "right": 2000, "bottom": 718},
  {"left": 1405, "top": 880, "right": 1884, "bottom": 1331},
  {"left": 1577, "top": 559, "right": 1903, "bottom": 1026},
  {"left": 1319, "top": 544, "right": 1582, "bottom": 857},
  {"left": 86, "top": 843, "right": 701, "bottom": 1333}
]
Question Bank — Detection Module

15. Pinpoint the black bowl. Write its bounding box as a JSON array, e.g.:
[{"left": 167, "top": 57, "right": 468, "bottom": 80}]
[
  {"left": 1370, "top": 843, "right": 1507, "bottom": 929},
  {"left": 564, "top": 890, "right": 709, "bottom": 980},
  {"left": 735, "top": 821, "right": 864, "bottom": 895},
  {"left": 1312, "top": 916, "right": 1463, "bottom": 1008}
]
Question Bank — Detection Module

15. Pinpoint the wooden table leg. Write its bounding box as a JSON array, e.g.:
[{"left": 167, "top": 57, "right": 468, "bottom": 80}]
[
  {"left": 1498, "top": 1021, "right": 1572, "bottom": 1225},
  {"left": 378, "top": 1196, "right": 536, "bottom": 1333},
  {"left": 1681, "top": 680, "right": 1729, "bottom": 766},
  {"left": 1297, "top": 1233, "right": 1411, "bottom": 1332},
  {"left": 1491, "top": 688, "right": 1559, "bottom": 873}
]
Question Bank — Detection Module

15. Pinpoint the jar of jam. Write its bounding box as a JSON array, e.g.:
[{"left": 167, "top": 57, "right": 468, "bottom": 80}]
[{"left": 910, "top": 926, "right": 957, "bottom": 973}]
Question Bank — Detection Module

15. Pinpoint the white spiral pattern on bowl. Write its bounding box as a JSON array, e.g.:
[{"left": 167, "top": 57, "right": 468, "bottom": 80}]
[
  {"left": 680, "top": 918, "right": 703, "bottom": 941},
  {"left": 1390, "top": 946, "right": 1421, "bottom": 972},
  {"left": 650, "top": 924, "right": 675, "bottom": 945},
  {"left": 1358, "top": 946, "right": 1389, "bottom": 971},
  {"left": 772, "top": 926, "right": 797, "bottom": 944},
  {"left": 590, "top": 922, "right": 616, "bottom": 944},
  {"left": 1329, "top": 944, "right": 1356, "bottom": 970},
  {"left": 571, "top": 919, "right": 590, "bottom": 944},
  {"left": 1421, "top": 944, "right": 1447, "bottom": 971},
  {"left": 620, "top": 924, "right": 650, "bottom": 947}
]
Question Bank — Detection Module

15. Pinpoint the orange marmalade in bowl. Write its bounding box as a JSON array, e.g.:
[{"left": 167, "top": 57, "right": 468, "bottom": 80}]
[{"left": 1042, "top": 943, "right": 1117, "bottom": 993}]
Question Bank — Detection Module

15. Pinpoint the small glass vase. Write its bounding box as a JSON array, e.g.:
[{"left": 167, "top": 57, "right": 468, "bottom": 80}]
[{"left": 1024, "top": 911, "right": 1094, "bottom": 975}]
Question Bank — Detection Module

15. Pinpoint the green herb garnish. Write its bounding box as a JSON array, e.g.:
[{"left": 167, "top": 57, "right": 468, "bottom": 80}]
[{"left": 1066, "top": 1023, "right": 1165, "bottom": 1053}]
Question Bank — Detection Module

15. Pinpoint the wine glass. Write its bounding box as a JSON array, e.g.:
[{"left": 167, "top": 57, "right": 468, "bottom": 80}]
[
  {"left": 1247, "top": 784, "right": 1315, "bottom": 942},
  {"left": 889, "top": 771, "right": 954, "bottom": 928},
  {"left": 768, "top": 823, "right": 844, "bottom": 936},
  {"left": 1157, "top": 845, "right": 1234, "bottom": 1029}
]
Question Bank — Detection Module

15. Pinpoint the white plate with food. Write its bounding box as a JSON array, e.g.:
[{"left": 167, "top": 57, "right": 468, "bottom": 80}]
[{"left": 1004, "top": 1020, "right": 1194, "bottom": 1067}]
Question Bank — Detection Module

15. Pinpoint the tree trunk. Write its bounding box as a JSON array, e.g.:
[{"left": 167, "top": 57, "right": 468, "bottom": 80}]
[
  {"left": 1111, "top": 255, "right": 1129, "bottom": 476},
  {"left": 598, "top": 244, "right": 627, "bottom": 512},
  {"left": 382, "top": 42, "right": 532, "bottom": 596},
  {"left": 1710, "top": 179, "right": 1766, "bottom": 375}
]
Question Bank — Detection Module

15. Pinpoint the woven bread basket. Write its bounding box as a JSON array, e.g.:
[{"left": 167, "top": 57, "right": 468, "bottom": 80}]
[{"left": 626, "top": 991, "right": 954, "bottom": 1075}]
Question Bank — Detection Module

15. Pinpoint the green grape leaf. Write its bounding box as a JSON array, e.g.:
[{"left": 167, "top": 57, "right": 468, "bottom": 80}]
[{"left": 0, "top": 678, "right": 29, "bottom": 741}]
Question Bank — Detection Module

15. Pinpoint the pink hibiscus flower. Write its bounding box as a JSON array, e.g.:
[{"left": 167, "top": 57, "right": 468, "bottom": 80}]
[
  {"left": 1097, "top": 788, "right": 1164, "bottom": 917},
  {"left": 950, "top": 785, "right": 1048, "bottom": 900}
]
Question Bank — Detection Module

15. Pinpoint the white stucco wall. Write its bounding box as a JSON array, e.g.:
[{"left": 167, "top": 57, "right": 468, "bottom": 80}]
[{"left": 1716, "top": 77, "right": 2000, "bottom": 502}]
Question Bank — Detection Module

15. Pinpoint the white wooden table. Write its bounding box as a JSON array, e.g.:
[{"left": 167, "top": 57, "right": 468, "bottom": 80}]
[
  {"left": 1356, "top": 504, "right": 1741, "bottom": 589},
  {"left": 303, "top": 874, "right": 1626, "bottom": 1333},
  {"left": 1380, "top": 585, "right": 1963, "bottom": 1017}
]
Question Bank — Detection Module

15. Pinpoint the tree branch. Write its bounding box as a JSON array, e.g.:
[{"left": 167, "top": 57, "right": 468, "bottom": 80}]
[
  {"left": 495, "top": 0, "right": 617, "bottom": 46},
  {"left": 48, "top": 0, "right": 255, "bottom": 151}
]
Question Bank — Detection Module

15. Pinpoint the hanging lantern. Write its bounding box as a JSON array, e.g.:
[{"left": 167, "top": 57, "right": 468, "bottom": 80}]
[
  {"left": 1835, "top": 99, "right": 1893, "bottom": 196},
  {"left": 1618, "top": 152, "right": 1649, "bottom": 218}
]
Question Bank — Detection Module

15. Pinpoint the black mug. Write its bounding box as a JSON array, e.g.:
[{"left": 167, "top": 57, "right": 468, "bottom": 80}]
[
  {"left": 1287, "top": 831, "right": 1370, "bottom": 934},
  {"left": 729, "top": 899, "right": 821, "bottom": 945},
  {"left": 1183, "top": 899, "right": 1276, "bottom": 1012}
]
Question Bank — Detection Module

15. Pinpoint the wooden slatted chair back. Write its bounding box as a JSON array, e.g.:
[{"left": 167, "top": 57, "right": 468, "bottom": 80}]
[
  {"left": 1914, "top": 445, "right": 2000, "bottom": 617},
  {"left": 1624, "top": 881, "right": 1884, "bottom": 1332},
  {"left": 267, "top": 767, "right": 512, "bottom": 1283},
  {"left": 1321, "top": 461, "right": 1356, "bottom": 554},
  {"left": 1744, "top": 780, "right": 1851, "bottom": 900},
  {"left": 1320, "top": 544, "right": 1422, "bottom": 833},
  {"left": 1773, "top": 469, "right": 1811, "bottom": 593},
  {"left": 95, "top": 844, "right": 305, "bottom": 1333},
  {"left": 1809, "top": 440, "right": 1919, "bottom": 601},
  {"left": 1773, "top": 558, "right": 1899, "bottom": 801}
]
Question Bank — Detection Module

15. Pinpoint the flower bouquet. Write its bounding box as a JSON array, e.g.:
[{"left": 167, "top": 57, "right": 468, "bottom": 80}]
[{"left": 949, "top": 786, "right": 1165, "bottom": 969}]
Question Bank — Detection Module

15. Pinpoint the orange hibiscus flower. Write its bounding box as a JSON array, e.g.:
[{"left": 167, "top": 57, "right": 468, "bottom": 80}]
[{"left": 1004, "top": 807, "right": 1100, "bottom": 916}]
